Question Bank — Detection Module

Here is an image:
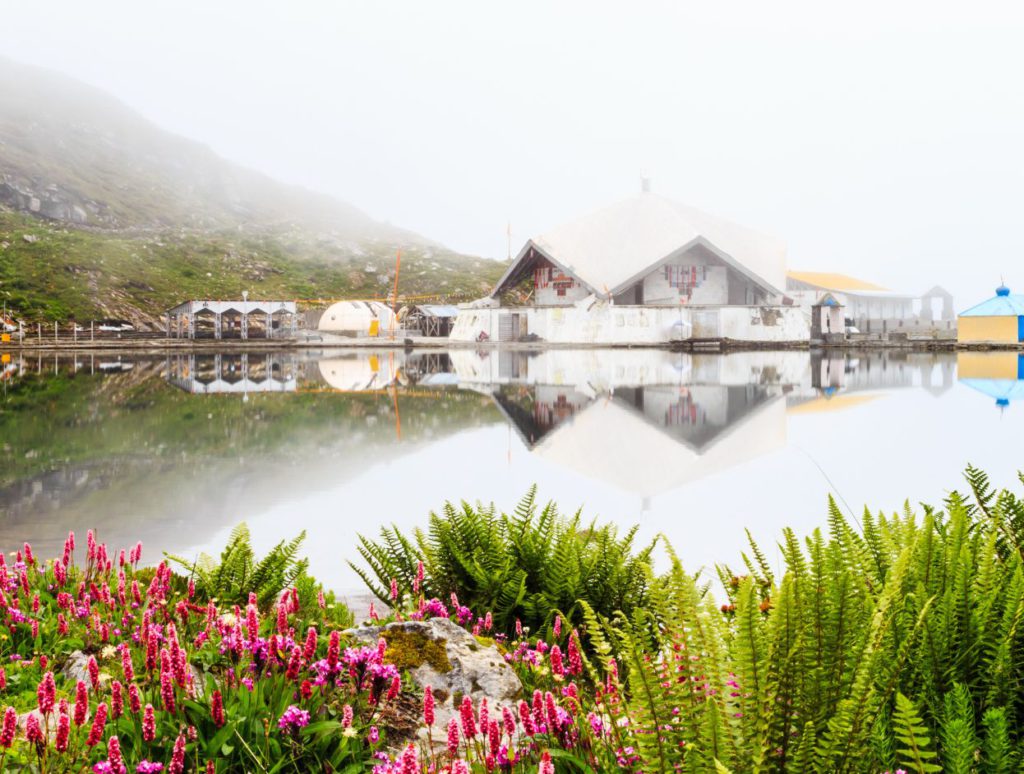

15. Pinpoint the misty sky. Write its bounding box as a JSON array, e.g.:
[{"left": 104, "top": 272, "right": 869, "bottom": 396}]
[{"left": 4, "top": 1, "right": 1024, "bottom": 305}]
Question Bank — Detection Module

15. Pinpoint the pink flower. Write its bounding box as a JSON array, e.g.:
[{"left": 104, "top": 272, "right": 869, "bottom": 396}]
[
  {"left": 327, "top": 631, "right": 340, "bottom": 667},
  {"left": 88, "top": 655, "right": 100, "bottom": 691},
  {"left": 368, "top": 725, "right": 380, "bottom": 744},
  {"left": 539, "top": 750, "right": 555, "bottom": 774},
  {"left": 37, "top": 671, "right": 56, "bottom": 715},
  {"left": 390, "top": 578, "right": 399, "bottom": 601},
  {"left": 26, "top": 713, "right": 43, "bottom": 744},
  {"left": 87, "top": 701, "right": 109, "bottom": 746},
  {"left": 142, "top": 704, "right": 156, "bottom": 742},
  {"left": 303, "top": 627, "right": 318, "bottom": 660},
  {"left": 169, "top": 735, "right": 186, "bottom": 774},
  {"left": 278, "top": 705, "right": 310, "bottom": 732},
  {"left": 74, "top": 680, "right": 89, "bottom": 725},
  {"left": 111, "top": 680, "right": 124, "bottom": 719},
  {"left": 211, "top": 690, "right": 225, "bottom": 728},
  {"left": 460, "top": 695, "right": 477, "bottom": 738},
  {"left": 107, "top": 735, "right": 127, "bottom": 774},
  {"left": 423, "top": 686, "right": 435, "bottom": 726},
  {"left": 387, "top": 675, "right": 401, "bottom": 701},
  {"left": 446, "top": 717, "right": 460, "bottom": 756},
  {"left": 121, "top": 645, "right": 135, "bottom": 682},
  {"left": 550, "top": 645, "right": 565, "bottom": 677},
  {"left": 341, "top": 704, "right": 353, "bottom": 728},
  {"left": 0, "top": 706, "right": 15, "bottom": 747},
  {"left": 567, "top": 631, "right": 583, "bottom": 675},
  {"left": 128, "top": 684, "right": 142, "bottom": 715},
  {"left": 56, "top": 707, "right": 71, "bottom": 751}
]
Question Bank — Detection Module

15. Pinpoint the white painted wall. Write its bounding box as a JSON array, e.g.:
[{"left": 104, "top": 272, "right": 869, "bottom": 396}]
[
  {"left": 450, "top": 303, "right": 809, "bottom": 345},
  {"left": 642, "top": 263, "right": 728, "bottom": 305}
]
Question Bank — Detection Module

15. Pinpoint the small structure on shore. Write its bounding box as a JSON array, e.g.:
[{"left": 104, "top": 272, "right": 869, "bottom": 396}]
[
  {"left": 317, "top": 301, "right": 397, "bottom": 337},
  {"left": 957, "top": 285, "right": 1024, "bottom": 345},
  {"left": 403, "top": 304, "right": 459, "bottom": 337},
  {"left": 165, "top": 299, "right": 298, "bottom": 340},
  {"left": 786, "top": 271, "right": 955, "bottom": 334}
]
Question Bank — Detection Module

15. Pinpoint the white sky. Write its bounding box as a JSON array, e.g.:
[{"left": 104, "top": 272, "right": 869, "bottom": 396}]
[{"left": 4, "top": 0, "right": 1024, "bottom": 305}]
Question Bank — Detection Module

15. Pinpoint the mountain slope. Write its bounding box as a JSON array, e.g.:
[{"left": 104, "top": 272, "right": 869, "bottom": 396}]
[{"left": 0, "top": 57, "right": 503, "bottom": 324}]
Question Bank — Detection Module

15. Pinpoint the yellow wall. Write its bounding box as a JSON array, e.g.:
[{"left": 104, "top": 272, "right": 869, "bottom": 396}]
[
  {"left": 957, "top": 315, "right": 1018, "bottom": 344},
  {"left": 957, "top": 351, "right": 1020, "bottom": 380}
]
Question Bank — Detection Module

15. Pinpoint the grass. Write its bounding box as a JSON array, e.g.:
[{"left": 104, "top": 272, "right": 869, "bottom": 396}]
[{"left": 0, "top": 210, "right": 506, "bottom": 324}]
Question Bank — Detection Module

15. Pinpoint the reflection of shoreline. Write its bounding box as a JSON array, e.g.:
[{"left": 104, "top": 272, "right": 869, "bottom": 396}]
[{"left": 0, "top": 348, "right": 963, "bottom": 558}]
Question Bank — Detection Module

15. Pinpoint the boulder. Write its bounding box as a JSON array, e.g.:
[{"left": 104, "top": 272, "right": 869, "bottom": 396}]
[{"left": 347, "top": 617, "right": 522, "bottom": 746}]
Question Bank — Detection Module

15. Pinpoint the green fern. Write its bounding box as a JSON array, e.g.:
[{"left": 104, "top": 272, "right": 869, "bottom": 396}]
[{"left": 893, "top": 692, "right": 942, "bottom": 774}]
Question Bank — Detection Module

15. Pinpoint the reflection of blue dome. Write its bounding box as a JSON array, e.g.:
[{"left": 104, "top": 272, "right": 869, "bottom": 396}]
[{"left": 961, "top": 378, "right": 1024, "bottom": 409}]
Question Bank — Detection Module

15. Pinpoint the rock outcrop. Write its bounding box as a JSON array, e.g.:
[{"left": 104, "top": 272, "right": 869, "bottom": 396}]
[{"left": 347, "top": 618, "right": 522, "bottom": 745}]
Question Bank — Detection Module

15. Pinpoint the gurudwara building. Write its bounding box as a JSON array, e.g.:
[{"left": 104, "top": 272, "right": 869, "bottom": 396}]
[{"left": 450, "top": 190, "right": 810, "bottom": 345}]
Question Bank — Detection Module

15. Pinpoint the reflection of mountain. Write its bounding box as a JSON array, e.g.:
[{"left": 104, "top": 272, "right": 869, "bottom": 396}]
[{"left": 0, "top": 353, "right": 499, "bottom": 556}]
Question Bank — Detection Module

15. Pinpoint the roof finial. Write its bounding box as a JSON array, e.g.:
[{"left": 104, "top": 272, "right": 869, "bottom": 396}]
[
  {"left": 640, "top": 172, "right": 651, "bottom": 194},
  {"left": 996, "top": 278, "right": 1010, "bottom": 297}
]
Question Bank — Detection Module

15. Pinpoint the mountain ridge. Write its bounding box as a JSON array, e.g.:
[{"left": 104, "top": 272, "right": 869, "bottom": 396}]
[{"left": 0, "top": 57, "right": 503, "bottom": 325}]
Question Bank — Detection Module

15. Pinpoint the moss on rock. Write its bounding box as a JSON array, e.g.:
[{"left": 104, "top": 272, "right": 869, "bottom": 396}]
[{"left": 381, "top": 629, "right": 452, "bottom": 674}]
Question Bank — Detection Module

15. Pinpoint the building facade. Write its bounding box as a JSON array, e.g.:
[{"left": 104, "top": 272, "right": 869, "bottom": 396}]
[{"left": 451, "top": 192, "right": 809, "bottom": 345}]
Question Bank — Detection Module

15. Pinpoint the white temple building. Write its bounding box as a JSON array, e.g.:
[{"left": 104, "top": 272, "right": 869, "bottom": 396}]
[{"left": 450, "top": 190, "right": 810, "bottom": 345}]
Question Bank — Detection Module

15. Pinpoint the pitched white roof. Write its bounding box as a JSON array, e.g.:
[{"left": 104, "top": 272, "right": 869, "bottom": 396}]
[{"left": 509, "top": 193, "right": 786, "bottom": 298}]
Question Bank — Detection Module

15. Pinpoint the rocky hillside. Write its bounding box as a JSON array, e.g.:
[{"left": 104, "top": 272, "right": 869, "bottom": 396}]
[{"left": 0, "top": 57, "right": 503, "bottom": 324}]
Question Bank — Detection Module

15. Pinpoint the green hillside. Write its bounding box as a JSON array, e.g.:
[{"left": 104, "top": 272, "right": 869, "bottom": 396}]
[
  {"left": 0, "top": 211, "right": 504, "bottom": 324},
  {"left": 0, "top": 57, "right": 505, "bottom": 325}
]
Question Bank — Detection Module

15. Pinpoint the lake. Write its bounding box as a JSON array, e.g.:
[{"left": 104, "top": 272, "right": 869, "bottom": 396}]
[{"left": 1, "top": 347, "right": 1022, "bottom": 593}]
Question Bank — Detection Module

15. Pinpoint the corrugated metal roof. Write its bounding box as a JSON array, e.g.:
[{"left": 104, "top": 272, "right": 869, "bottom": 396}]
[
  {"left": 786, "top": 271, "right": 889, "bottom": 292},
  {"left": 415, "top": 305, "right": 460, "bottom": 317},
  {"left": 959, "top": 291, "right": 1024, "bottom": 317},
  {"left": 498, "top": 193, "right": 786, "bottom": 299}
]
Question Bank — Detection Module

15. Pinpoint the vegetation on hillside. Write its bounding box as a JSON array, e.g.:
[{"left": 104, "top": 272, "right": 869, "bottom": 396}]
[{"left": 0, "top": 210, "right": 504, "bottom": 324}]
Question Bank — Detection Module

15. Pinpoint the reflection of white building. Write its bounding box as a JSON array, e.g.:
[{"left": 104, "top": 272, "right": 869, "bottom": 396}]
[
  {"left": 165, "top": 354, "right": 296, "bottom": 394},
  {"left": 494, "top": 382, "right": 787, "bottom": 497}
]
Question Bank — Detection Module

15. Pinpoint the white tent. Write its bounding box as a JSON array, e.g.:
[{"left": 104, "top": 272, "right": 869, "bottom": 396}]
[{"left": 318, "top": 301, "right": 397, "bottom": 336}]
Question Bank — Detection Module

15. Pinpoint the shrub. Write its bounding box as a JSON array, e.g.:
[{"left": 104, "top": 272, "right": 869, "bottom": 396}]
[{"left": 351, "top": 486, "right": 658, "bottom": 638}]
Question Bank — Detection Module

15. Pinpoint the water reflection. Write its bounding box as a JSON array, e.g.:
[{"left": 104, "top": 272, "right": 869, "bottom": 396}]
[
  {"left": 957, "top": 352, "right": 1024, "bottom": 409},
  {"left": 0, "top": 346, "right": 1017, "bottom": 589}
]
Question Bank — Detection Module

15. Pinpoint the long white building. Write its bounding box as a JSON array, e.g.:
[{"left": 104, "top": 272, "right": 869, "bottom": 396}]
[{"left": 450, "top": 191, "right": 809, "bottom": 345}]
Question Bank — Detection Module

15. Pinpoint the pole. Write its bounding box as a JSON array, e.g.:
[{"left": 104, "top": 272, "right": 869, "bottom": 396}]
[
  {"left": 38, "top": 323, "right": 41, "bottom": 344},
  {"left": 91, "top": 321, "right": 94, "bottom": 342},
  {"left": 390, "top": 250, "right": 402, "bottom": 339},
  {"left": 54, "top": 321, "right": 58, "bottom": 343}
]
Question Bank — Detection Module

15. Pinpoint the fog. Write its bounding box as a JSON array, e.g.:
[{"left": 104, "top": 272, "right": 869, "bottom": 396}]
[{"left": 4, "top": 0, "right": 1024, "bottom": 305}]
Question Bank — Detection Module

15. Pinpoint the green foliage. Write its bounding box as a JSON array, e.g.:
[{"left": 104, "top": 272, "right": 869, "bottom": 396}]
[
  {"left": 543, "top": 469, "right": 1024, "bottom": 773},
  {"left": 351, "top": 487, "right": 658, "bottom": 637},
  {"left": 0, "top": 209, "right": 503, "bottom": 323},
  {"left": 167, "top": 523, "right": 348, "bottom": 622},
  {"left": 893, "top": 692, "right": 941, "bottom": 773}
]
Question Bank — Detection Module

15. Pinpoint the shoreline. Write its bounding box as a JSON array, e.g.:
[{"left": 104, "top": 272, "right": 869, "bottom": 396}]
[{"left": 2, "top": 336, "right": 1019, "bottom": 354}]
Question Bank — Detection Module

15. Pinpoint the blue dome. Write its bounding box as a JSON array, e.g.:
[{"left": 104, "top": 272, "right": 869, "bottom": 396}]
[{"left": 996, "top": 285, "right": 1011, "bottom": 296}]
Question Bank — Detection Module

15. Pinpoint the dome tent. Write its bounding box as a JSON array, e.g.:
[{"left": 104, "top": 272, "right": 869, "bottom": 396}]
[{"left": 318, "top": 301, "right": 397, "bottom": 336}]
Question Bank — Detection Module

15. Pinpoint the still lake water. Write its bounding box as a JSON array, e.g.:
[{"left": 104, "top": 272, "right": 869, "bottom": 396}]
[{"left": 1, "top": 347, "right": 1022, "bottom": 592}]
